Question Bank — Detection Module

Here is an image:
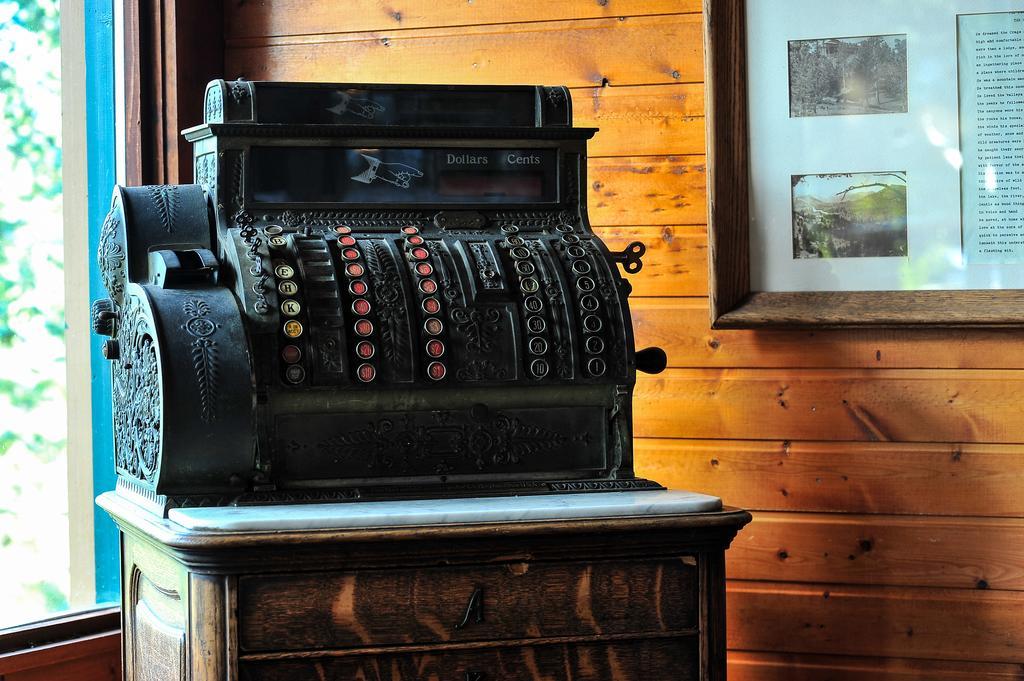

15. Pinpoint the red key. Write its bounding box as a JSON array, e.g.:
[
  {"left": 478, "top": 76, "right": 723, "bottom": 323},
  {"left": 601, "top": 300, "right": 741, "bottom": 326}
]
[
  {"left": 427, "top": 361, "right": 446, "bottom": 381},
  {"left": 352, "top": 298, "right": 372, "bottom": 316},
  {"left": 426, "top": 339, "right": 445, "bottom": 358}
]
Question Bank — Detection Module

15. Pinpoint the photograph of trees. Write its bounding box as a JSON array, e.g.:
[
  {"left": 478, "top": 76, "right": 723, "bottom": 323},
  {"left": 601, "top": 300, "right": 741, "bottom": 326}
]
[
  {"left": 789, "top": 34, "right": 908, "bottom": 117},
  {"left": 792, "top": 172, "right": 908, "bottom": 259}
]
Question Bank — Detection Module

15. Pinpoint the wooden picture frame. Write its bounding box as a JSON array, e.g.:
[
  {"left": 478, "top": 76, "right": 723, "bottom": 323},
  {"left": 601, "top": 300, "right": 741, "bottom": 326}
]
[{"left": 703, "top": 0, "right": 1024, "bottom": 328}]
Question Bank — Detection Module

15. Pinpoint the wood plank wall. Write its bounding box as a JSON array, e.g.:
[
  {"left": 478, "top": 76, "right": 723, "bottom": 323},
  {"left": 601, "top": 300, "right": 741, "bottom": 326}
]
[{"left": 222, "top": 2, "right": 1024, "bottom": 678}]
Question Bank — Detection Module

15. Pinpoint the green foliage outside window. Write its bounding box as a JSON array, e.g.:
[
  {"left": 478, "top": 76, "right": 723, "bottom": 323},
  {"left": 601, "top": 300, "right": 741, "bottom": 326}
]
[{"left": 0, "top": 0, "right": 68, "bottom": 627}]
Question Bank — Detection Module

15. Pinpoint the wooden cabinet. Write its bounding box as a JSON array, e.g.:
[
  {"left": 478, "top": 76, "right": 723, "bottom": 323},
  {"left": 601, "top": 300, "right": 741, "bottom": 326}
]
[{"left": 100, "top": 493, "right": 748, "bottom": 681}]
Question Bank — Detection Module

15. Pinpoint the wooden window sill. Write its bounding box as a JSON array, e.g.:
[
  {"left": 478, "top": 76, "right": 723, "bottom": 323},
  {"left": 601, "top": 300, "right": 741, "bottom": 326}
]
[{"left": 0, "top": 608, "right": 121, "bottom": 681}]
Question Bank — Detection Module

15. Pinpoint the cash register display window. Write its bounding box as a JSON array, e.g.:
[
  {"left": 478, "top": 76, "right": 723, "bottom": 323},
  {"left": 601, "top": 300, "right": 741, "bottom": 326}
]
[{"left": 249, "top": 147, "right": 558, "bottom": 205}]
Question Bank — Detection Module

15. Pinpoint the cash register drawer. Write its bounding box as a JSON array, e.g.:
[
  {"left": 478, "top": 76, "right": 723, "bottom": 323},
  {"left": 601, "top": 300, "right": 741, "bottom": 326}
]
[
  {"left": 240, "top": 636, "right": 699, "bottom": 681},
  {"left": 238, "top": 557, "right": 699, "bottom": 652}
]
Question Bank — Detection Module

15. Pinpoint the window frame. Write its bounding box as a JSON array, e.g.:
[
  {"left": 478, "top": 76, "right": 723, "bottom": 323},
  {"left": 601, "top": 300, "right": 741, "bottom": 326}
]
[
  {"left": 0, "top": 607, "right": 120, "bottom": 679},
  {"left": 0, "top": 607, "right": 120, "bottom": 655}
]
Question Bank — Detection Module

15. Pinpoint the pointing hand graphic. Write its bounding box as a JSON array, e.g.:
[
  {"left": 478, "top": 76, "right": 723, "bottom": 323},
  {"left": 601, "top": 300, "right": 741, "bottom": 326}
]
[{"left": 350, "top": 154, "right": 424, "bottom": 189}]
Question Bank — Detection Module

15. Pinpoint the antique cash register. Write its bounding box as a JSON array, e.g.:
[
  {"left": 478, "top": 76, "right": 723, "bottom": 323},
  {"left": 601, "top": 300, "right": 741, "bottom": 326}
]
[
  {"left": 92, "top": 79, "right": 674, "bottom": 513},
  {"left": 95, "top": 80, "right": 748, "bottom": 681}
]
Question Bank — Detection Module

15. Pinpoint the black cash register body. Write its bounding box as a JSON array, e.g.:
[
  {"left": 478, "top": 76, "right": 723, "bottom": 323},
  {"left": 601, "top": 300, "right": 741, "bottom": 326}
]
[{"left": 93, "top": 80, "right": 667, "bottom": 515}]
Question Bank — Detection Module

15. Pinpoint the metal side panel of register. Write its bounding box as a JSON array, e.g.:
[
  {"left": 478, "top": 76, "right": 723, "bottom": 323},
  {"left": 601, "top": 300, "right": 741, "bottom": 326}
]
[{"left": 91, "top": 80, "right": 669, "bottom": 515}]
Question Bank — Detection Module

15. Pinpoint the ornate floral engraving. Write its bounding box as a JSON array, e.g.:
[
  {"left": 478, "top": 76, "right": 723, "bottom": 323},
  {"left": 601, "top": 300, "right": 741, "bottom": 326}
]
[
  {"left": 318, "top": 334, "right": 343, "bottom": 373},
  {"left": 491, "top": 210, "right": 575, "bottom": 230},
  {"left": 314, "top": 411, "right": 588, "bottom": 474},
  {"left": 290, "top": 210, "right": 426, "bottom": 229},
  {"left": 566, "top": 156, "right": 580, "bottom": 201},
  {"left": 545, "top": 86, "right": 567, "bottom": 108},
  {"left": 231, "top": 489, "right": 360, "bottom": 505},
  {"left": 554, "top": 341, "right": 573, "bottom": 380},
  {"left": 98, "top": 206, "right": 125, "bottom": 300},
  {"left": 450, "top": 307, "right": 501, "bottom": 354},
  {"left": 182, "top": 298, "right": 219, "bottom": 423},
  {"left": 364, "top": 241, "right": 411, "bottom": 373},
  {"left": 543, "top": 280, "right": 563, "bottom": 306},
  {"left": 230, "top": 151, "right": 245, "bottom": 214},
  {"left": 229, "top": 79, "right": 249, "bottom": 104},
  {"left": 440, "top": 276, "right": 460, "bottom": 303},
  {"left": 112, "top": 295, "right": 161, "bottom": 482},
  {"left": 194, "top": 154, "right": 216, "bottom": 195},
  {"left": 147, "top": 185, "right": 179, "bottom": 233},
  {"left": 204, "top": 85, "right": 223, "bottom": 122},
  {"left": 549, "top": 480, "right": 662, "bottom": 492},
  {"left": 455, "top": 359, "right": 509, "bottom": 382},
  {"left": 469, "top": 242, "right": 502, "bottom": 289},
  {"left": 279, "top": 210, "right": 302, "bottom": 228}
]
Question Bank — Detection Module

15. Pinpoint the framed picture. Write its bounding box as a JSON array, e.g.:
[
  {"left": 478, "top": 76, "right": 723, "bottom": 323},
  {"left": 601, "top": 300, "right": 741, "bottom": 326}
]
[{"left": 704, "top": 0, "right": 1024, "bottom": 327}]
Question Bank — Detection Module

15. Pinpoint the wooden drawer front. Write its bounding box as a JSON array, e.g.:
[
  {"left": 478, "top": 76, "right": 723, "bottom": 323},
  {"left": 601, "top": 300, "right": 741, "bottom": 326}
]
[
  {"left": 240, "top": 637, "right": 699, "bottom": 681},
  {"left": 239, "top": 558, "right": 698, "bottom": 651}
]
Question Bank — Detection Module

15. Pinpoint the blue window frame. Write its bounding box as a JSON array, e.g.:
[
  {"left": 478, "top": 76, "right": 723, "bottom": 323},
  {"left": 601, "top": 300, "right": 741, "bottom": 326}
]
[{"left": 85, "top": 0, "right": 118, "bottom": 603}]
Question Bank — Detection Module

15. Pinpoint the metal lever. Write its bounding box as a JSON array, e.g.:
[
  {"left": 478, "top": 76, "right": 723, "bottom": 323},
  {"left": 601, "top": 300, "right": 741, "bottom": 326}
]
[
  {"left": 91, "top": 297, "right": 121, "bottom": 361},
  {"left": 149, "top": 248, "right": 219, "bottom": 288},
  {"left": 611, "top": 241, "right": 646, "bottom": 274},
  {"left": 91, "top": 298, "right": 117, "bottom": 337},
  {"left": 636, "top": 347, "right": 667, "bottom": 375}
]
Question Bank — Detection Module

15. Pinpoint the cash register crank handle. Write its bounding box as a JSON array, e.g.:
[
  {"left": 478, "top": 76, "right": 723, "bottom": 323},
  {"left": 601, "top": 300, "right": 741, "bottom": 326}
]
[
  {"left": 635, "top": 347, "right": 668, "bottom": 375},
  {"left": 610, "top": 241, "right": 646, "bottom": 274}
]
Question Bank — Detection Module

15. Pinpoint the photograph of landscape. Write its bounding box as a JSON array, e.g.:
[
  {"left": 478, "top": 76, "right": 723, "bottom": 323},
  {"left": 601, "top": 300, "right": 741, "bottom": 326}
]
[
  {"left": 791, "top": 171, "right": 908, "bottom": 259},
  {"left": 789, "top": 34, "right": 908, "bottom": 117}
]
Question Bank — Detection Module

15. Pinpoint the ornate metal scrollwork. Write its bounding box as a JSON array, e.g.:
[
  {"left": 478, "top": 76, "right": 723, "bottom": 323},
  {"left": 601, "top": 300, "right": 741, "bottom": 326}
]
[
  {"left": 469, "top": 242, "right": 502, "bottom": 289},
  {"left": 98, "top": 206, "right": 125, "bottom": 301},
  {"left": 314, "top": 410, "right": 587, "bottom": 474},
  {"left": 318, "top": 334, "right": 343, "bottom": 373},
  {"left": 236, "top": 212, "right": 271, "bottom": 315},
  {"left": 364, "top": 241, "right": 411, "bottom": 373},
  {"left": 229, "top": 79, "right": 249, "bottom": 105},
  {"left": 545, "top": 87, "right": 567, "bottom": 108},
  {"left": 194, "top": 154, "right": 216, "bottom": 195},
  {"left": 491, "top": 210, "right": 575, "bottom": 230},
  {"left": 297, "top": 210, "right": 426, "bottom": 229},
  {"left": 204, "top": 84, "right": 223, "bottom": 122},
  {"left": 564, "top": 153, "right": 580, "bottom": 201},
  {"left": 230, "top": 151, "right": 245, "bottom": 214},
  {"left": 456, "top": 359, "right": 509, "bottom": 382},
  {"left": 451, "top": 307, "right": 501, "bottom": 354},
  {"left": 278, "top": 210, "right": 302, "bottom": 229},
  {"left": 146, "top": 185, "right": 179, "bottom": 233},
  {"left": 181, "top": 298, "right": 220, "bottom": 424},
  {"left": 112, "top": 294, "right": 161, "bottom": 483},
  {"left": 548, "top": 479, "right": 663, "bottom": 492}
]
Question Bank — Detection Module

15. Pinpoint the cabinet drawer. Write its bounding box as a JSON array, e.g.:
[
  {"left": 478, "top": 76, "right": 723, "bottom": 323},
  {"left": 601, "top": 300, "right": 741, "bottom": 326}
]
[
  {"left": 239, "top": 557, "right": 698, "bottom": 651},
  {"left": 240, "top": 636, "right": 699, "bottom": 681}
]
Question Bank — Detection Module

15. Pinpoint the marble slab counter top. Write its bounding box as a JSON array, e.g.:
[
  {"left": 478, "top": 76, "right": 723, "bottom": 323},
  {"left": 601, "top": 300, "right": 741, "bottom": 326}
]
[{"left": 166, "top": 489, "right": 723, "bottom": 532}]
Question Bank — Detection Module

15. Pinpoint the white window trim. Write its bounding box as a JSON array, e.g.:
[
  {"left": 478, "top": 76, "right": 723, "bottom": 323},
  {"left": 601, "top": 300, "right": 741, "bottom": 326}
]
[{"left": 60, "top": 0, "right": 95, "bottom": 609}]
